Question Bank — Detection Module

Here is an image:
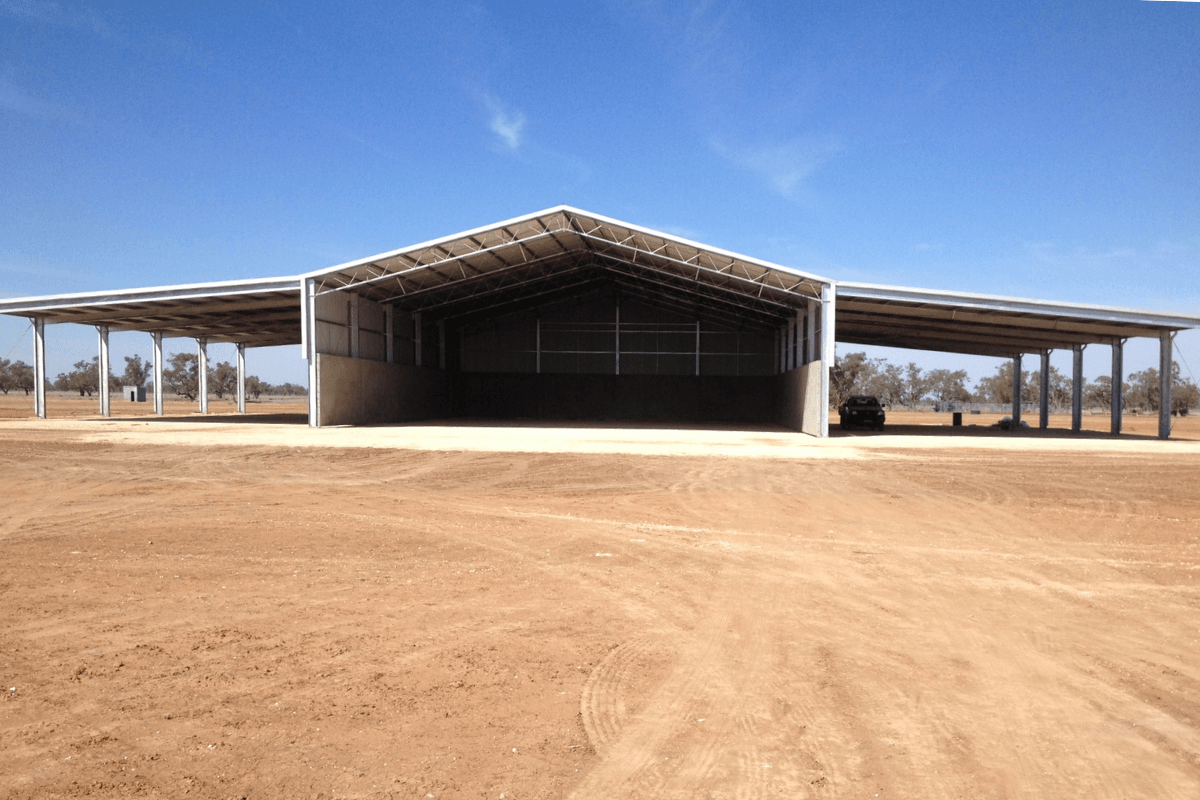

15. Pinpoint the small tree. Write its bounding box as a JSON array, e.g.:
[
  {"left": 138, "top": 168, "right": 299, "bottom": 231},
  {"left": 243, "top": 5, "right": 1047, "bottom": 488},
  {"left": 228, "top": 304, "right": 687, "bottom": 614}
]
[
  {"left": 10, "top": 361, "right": 35, "bottom": 396},
  {"left": 121, "top": 355, "right": 151, "bottom": 387},
  {"left": 925, "top": 368, "right": 971, "bottom": 406},
  {"left": 208, "top": 361, "right": 238, "bottom": 399},
  {"left": 66, "top": 358, "right": 100, "bottom": 397},
  {"left": 246, "top": 375, "right": 266, "bottom": 400},
  {"left": 0, "top": 358, "right": 12, "bottom": 395},
  {"left": 1084, "top": 375, "right": 1113, "bottom": 410},
  {"left": 163, "top": 352, "right": 199, "bottom": 400}
]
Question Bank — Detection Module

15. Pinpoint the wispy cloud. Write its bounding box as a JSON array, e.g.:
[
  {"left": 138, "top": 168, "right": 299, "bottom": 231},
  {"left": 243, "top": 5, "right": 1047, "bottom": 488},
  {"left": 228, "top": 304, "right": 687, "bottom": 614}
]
[
  {"left": 485, "top": 96, "right": 526, "bottom": 152},
  {"left": 0, "top": 0, "right": 114, "bottom": 36},
  {"left": 0, "top": 73, "right": 70, "bottom": 119},
  {"left": 711, "top": 135, "right": 844, "bottom": 198}
]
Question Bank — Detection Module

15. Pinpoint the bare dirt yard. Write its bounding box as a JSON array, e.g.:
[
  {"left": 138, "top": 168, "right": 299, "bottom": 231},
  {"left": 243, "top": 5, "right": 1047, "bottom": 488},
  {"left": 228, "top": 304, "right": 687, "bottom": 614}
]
[{"left": 2, "top": 398, "right": 1199, "bottom": 799}]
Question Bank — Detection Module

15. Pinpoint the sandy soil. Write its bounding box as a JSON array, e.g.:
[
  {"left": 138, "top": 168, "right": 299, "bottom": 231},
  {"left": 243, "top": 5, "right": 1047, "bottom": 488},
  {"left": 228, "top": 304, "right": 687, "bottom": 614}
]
[{"left": 2, "top": 402, "right": 1200, "bottom": 799}]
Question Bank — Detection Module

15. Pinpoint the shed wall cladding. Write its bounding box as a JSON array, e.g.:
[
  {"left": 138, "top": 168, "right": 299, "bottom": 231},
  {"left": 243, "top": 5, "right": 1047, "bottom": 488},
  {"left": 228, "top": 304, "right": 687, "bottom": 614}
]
[{"left": 458, "top": 294, "right": 775, "bottom": 377}]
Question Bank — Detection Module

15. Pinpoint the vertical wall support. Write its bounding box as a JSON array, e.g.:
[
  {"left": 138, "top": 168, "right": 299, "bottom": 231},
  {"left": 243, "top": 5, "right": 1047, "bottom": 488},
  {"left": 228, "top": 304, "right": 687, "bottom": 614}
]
[
  {"left": 786, "top": 316, "right": 795, "bottom": 371},
  {"left": 536, "top": 318, "right": 541, "bottom": 374},
  {"left": 793, "top": 310, "right": 802, "bottom": 370},
  {"left": 1039, "top": 350, "right": 1051, "bottom": 430},
  {"left": 349, "top": 293, "right": 360, "bottom": 359},
  {"left": 819, "top": 284, "right": 835, "bottom": 438},
  {"left": 615, "top": 298, "right": 621, "bottom": 375},
  {"left": 33, "top": 317, "right": 46, "bottom": 419},
  {"left": 413, "top": 312, "right": 422, "bottom": 367},
  {"left": 196, "top": 337, "right": 209, "bottom": 414},
  {"left": 302, "top": 278, "right": 319, "bottom": 428},
  {"left": 438, "top": 320, "right": 446, "bottom": 370},
  {"left": 806, "top": 298, "right": 817, "bottom": 364},
  {"left": 777, "top": 326, "right": 785, "bottom": 373},
  {"left": 385, "top": 305, "right": 394, "bottom": 363},
  {"left": 1071, "top": 344, "right": 1084, "bottom": 433},
  {"left": 1159, "top": 331, "right": 1173, "bottom": 440},
  {"left": 1111, "top": 338, "right": 1124, "bottom": 435},
  {"left": 1011, "top": 353, "right": 1022, "bottom": 427},
  {"left": 97, "top": 325, "right": 111, "bottom": 417},
  {"left": 695, "top": 320, "right": 701, "bottom": 376},
  {"left": 236, "top": 342, "right": 246, "bottom": 414},
  {"left": 152, "top": 332, "right": 164, "bottom": 415}
]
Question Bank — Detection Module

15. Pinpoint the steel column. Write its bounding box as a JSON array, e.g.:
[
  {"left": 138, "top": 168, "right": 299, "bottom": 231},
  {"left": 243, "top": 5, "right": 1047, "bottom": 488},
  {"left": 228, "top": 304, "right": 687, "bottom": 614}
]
[
  {"left": 33, "top": 317, "right": 46, "bottom": 419},
  {"left": 1011, "top": 353, "right": 1022, "bottom": 427},
  {"left": 236, "top": 342, "right": 246, "bottom": 414},
  {"left": 97, "top": 325, "right": 110, "bottom": 417},
  {"left": 349, "top": 293, "right": 360, "bottom": 358},
  {"left": 385, "top": 305, "right": 394, "bottom": 363},
  {"left": 1160, "top": 331, "right": 1173, "bottom": 440},
  {"left": 819, "top": 284, "right": 835, "bottom": 438},
  {"left": 1111, "top": 339, "right": 1124, "bottom": 435},
  {"left": 1072, "top": 344, "right": 1084, "bottom": 432},
  {"left": 413, "top": 312, "right": 422, "bottom": 367},
  {"left": 152, "top": 332, "right": 164, "bottom": 415},
  {"left": 197, "top": 337, "right": 208, "bottom": 414},
  {"left": 806, "top": 299, "right": 817, "bottom": 364},
  {"left": 303, "top": 278, "right": 319, "bottom": 427},
  {"left": 1039, "top": 350, "right": 1050, "bottom": 430},
  {"left": 695, "top": 320, "right": 701, "bottom": 376},
  {"left": 536, "top": 318, "right": 541, "bottom": 374},
  {"left": 615, "top": 299, "right": 620, "bottom": 375}
]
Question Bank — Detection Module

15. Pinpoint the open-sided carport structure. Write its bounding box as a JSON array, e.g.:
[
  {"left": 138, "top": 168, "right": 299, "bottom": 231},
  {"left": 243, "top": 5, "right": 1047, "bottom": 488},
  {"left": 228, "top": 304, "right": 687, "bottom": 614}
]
[{"left": 2, "top": 205, "right": 1197, "bottom": 438}]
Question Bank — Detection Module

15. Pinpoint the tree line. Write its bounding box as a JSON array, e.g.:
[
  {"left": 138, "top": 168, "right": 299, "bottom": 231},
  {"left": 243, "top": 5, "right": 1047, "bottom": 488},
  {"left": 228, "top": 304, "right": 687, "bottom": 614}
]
[
  {"left": 833, "top": 352, "right": 1199, "bottom": 415},
  {"left": 0, "top": 354, "right": 306, "bottom": 399}
]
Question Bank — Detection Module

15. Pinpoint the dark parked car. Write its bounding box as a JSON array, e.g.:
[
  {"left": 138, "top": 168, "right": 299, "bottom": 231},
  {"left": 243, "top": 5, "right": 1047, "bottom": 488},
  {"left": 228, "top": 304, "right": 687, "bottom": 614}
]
[{"left": 839, "top": 395, "right": 886, "bottom": 430}]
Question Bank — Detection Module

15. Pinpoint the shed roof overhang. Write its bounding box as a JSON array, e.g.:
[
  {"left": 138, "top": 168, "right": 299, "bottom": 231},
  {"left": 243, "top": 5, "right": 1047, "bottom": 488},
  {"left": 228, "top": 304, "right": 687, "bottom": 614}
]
[
  {"left": 0, "top": 276, "right": 302, "bottom": 347},
  {"left": 836, "top": 282, "right": 1200, "bottom": 358}
]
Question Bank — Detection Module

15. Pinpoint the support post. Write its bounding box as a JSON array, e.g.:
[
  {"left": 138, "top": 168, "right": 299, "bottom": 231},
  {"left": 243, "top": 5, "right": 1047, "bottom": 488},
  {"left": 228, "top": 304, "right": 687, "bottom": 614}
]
[
  {"left": 615, "top": 299, "right": 620, "bottom": 375},
  {"left": 1039, "top": 350, "right": 1050, "bottom": 430},
  {"left": 695, "top": 320, "right": 701, "bottom": 376},
  {"left": 1111, "top": 339, "right": 1124, "bottom": 435},
  {"left": 536, "top": 318, "right": 541, "bottom": 374},
  {"left": 1011, "top": 353, "right": 1022, "bottom": 427},
  {"left": 33, "top": 317, "right": 46, "bottom": 419},
  {"left": 97, "top": 325, "right": 111, "bottom": 417},
  {"left": 1160, "top": 331, "right": 1173, "bottom": 440},
  {"left": 786, "top": 316, "right": 795, "bottom": 371},
  {"left": 806, "top": 299, "right": 817, "bottom": 364},
  {"left": 438, "top": 320, "right": 446, "bottom": 370},
  {"left": 413, "top": 312, "right": 422, "bottom": 367},
  {"left": 152, "top": 332, "right": 164, "bottom": 415},
  {"left": 236, "top": 342, "right": 246, "bottom": 414},
  {"left": 778, "top": 326, "right": 785, "bottom": 373},
  {"left": 349, "top": 293, "right": 360, "bottom": 358},
  {"left": 1071, "top": 344, "right": 1084, "bottom": 433},
  {"left": 819, "top": 284, "right": 836, "bottom": 438},
  {"left": 303, "top": 278, "right": 318, "bottom": 427},
  {"left": 197, "top": 338, "right": 208, "bottom": 414},
  {"left": 385, "top": 305, "right": 394, "bottom": 363}
]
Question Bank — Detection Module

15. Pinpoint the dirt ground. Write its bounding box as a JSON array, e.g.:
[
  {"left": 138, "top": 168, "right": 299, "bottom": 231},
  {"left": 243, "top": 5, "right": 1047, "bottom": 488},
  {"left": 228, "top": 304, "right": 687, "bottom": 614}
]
[{"left": 2, "top": 398, "right": 1199, "bottom": 799}]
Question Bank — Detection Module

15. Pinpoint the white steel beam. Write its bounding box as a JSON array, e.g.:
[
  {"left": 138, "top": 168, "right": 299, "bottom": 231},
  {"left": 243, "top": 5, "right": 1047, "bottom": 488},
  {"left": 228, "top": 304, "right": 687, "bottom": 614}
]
[
  {"left": 1039, "top": 350, "right": 1050, "bottom": 430},
  {"left": 819, "top": 284, "right": 835, "bottom": 438},
  {"left": 1160, "top": 331, "right": 1173, "bottom": 440},
  {"left": 197, "top": 337, "right": 209, "bottom": 414},
  {"left": 1011, "top": 353, "right": 1022, "bottom": 427},
  {"left": 236, "top": 342, "right": 246, "bottom": 414},
  {"left": 33, "top": 317, "right": 46, "bottom": 419},
  {"left": 1111, "top": 339, "right": 1124, "bottom": 435},
  {"left": 97, "top": 325, "right": 111, "bottom": 417},
  {"left": 1072, "top": 344, "right": 1084, "bottom": 432},
  {"left": 152, "top": 332, "right": 164, "bottom": 415}
]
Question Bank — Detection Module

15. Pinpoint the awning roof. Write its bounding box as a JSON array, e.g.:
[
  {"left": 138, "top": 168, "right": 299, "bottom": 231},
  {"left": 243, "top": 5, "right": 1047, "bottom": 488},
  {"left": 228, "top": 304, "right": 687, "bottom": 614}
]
[{"left": 837, "top": 282, "right": 1200, "bottom": 358}]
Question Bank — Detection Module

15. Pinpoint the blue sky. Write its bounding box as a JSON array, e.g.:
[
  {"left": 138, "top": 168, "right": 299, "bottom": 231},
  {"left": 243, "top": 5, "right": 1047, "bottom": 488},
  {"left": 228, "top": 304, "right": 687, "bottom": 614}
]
[{"left": 1, "top": 0, "right": 1197, "bottom": 388}]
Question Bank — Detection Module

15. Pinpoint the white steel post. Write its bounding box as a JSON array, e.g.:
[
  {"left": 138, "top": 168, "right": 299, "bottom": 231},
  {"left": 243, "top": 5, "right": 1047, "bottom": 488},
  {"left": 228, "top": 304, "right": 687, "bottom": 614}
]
[
  {"left": 1039, "top": 350, "right": 1050, "bottom": 430},
  {"left": 236, "top": 342, "right": 246, "bottom": 414},
  {"left": 97, "top": 325, "right": 111, "bottom": 417},
  {"left": 806, "top": 298, "right": 817, "bottom": 364},
  {"left": 385, "top": 305, "right": 394, "bottom": 363},
  {"left": 615, "top": 299, "right": 620, "bottom": 375},
  {"left": 303, "top": 278, "right": 319, "bottom": 427},
  {"left": 413, "top": 312, "right": 422, "bottom": 367},
  {"left": 1072, "top": 344, "right": 1084, "bottom": 432},
  {"left": 1011, "top": 353, "right": 1022, "bottom": 427},
  {"left": 819, "top": 283, "right": 835, "bottom": 438},
  {"left": 152, "top": 332, "right": 164, "bottom": 415},
  {"left": 33, "top": 317, "right": 46, "bottom": 419},
  {"left": 1111, "top": 339, "right": 1124, "bottom": 435},
  {"left": 1159, "top": 331, "right": 1173, "bottom": 440},
  {"left": 349, "top": 293, "right": 360, "bottom": 359},
  {"left": 197, "top": 337, "right": 208, "bottom": 414}
]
